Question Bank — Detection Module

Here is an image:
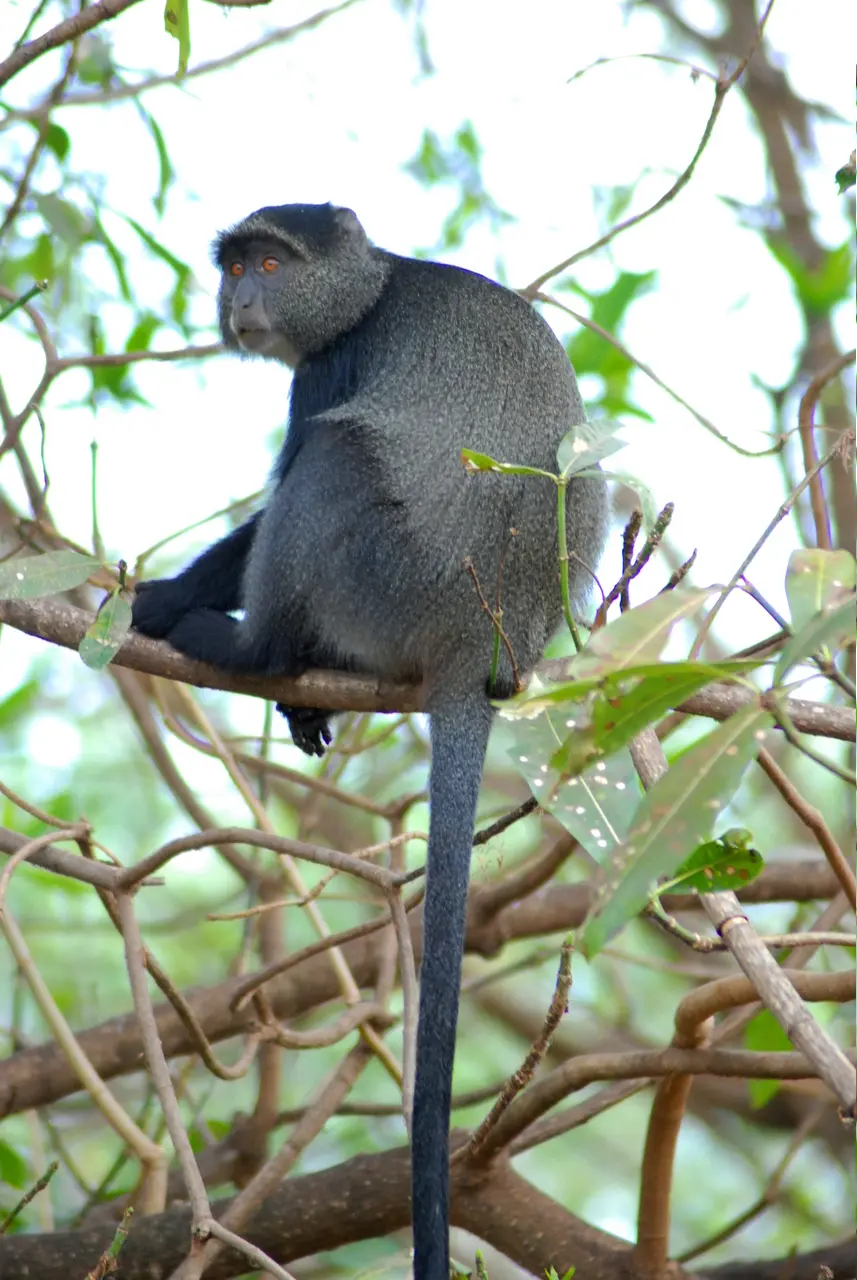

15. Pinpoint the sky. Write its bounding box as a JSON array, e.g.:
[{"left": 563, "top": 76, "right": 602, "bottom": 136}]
[{"left": 0, "top": 0, "right": 853, "bottom": 731}]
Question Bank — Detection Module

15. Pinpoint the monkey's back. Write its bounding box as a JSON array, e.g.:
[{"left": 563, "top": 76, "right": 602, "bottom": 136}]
[{"left": 247, "top": 252, "right": 608, "bottom": 696}]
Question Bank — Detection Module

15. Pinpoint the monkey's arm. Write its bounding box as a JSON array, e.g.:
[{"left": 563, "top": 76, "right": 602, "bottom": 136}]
[{"left": 132, "top": 514, "right": 260, "bottom": 639}]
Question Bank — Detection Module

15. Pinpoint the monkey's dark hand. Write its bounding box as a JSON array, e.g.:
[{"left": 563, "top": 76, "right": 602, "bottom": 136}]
[
  {"left": 132, "top": 578, "right": 190, "bottom": 639},
  {"left": 277, "top": 704, "right": 333, "bottom": 757}
]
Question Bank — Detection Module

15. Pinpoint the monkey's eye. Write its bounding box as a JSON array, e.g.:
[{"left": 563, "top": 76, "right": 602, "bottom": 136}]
[
  {"left": 229, "top": 262, "right": 244, "bottom": 278},
  {"left": 262, "top": 256, "right": 280, "bottom": 273}
]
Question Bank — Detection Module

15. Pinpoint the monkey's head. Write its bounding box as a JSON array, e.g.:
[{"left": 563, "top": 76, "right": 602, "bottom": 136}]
[{"left": 212, "top": 203, "right": 389, "bottom": 367}]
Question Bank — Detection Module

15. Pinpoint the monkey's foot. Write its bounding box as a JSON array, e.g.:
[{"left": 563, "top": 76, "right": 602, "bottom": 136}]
[{"left": 276, "top": 705, "right": 333, "bottom": 757}]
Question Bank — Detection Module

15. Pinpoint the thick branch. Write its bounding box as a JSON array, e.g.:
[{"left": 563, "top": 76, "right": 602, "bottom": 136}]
[
  {"left": 0, "top": 1133, "right": 848, "bottom": 1280},
  {"left": 0, "top": 597, "right": 418, "bottom": 713},
  {"left": 0, "top": 1141, "right": 640, "bottom": 1280},
  {"left": 2, "top": 599, "right": 853, "bottom": 741}
]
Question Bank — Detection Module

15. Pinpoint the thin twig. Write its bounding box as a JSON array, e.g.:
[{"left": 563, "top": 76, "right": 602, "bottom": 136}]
[
  {"left": 464, "top": 556, "right": 521, "bottom": 691},
  {"left": 0, "top": 899, "right": 167, "bottom": 1210},
  {"left": 2, "top": 3, "right": 362, "bottom": 116},
  {"left": 186, "top": 1046, "right": 372, "bottom": 1279},
  {"left": 0, "top": 824, "right": 90, "bottom": 910},
  {"left": 0, "top": 1161, "right": 59, "bottom": 1234},
  {"left": 199, "top": 1220, "right": 298, "bottom": 1280},
  {"left": 116, "top": 893, "right": 210, "bottom": 1226},
  {"left": 389, "top": 888, "right": 419, "bottom": 1132},
  {"left": 594, "top": 503, "right": 674, "bottom": 627},
  {"left": 691, "top": 432, "right": 849, "bottom": 656},
  {"left": 472, "top": 796, "right": 539, "bottom": 845},
  {"left": 458, "top": 938, "right": 573, "bottom": 1164},
  {"left": 522, "top": 2, "right": 776, "bottom": 294},
  {"left": 797, "top": 351, "right": 853, "bottom": 551},
  {"left": 757, "top": 747, "right": 856, "bottom": 908}
]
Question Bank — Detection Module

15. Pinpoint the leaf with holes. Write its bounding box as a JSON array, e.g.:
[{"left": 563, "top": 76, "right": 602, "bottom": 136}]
[
  {"left": 501, "top": 660, "right": 763, "bottom": 718},
  {"left": 508, "top": 708, "right": 640, "bottom": 858},
  {"left": 785, "top": 548, "right": 856, "bottom": 633},
  {"left": 582, "top": 703, "right": 775, "bottom": 956},
  {"left": 0, "top": 551, "right": 100, "bottom": 600},
  {"left": 79, "top": 590, "right": 132, "bottom": 670},
  {"left": 655, "top": 828, "right": 764, "bottom": 896},
  {"left": 550, "top": 661, "right": 765, "bottom": 773}
]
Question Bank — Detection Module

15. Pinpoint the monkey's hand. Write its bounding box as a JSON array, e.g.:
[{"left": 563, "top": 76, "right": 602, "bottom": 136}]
[
  {"left": 276, "top": 705, "right": 333, "bottom": 757},
  {"left": 132, "top": 578, "right": 189, "bottom": 639}
]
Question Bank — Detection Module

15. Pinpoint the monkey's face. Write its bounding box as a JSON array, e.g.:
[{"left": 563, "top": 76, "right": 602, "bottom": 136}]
[
  {"left": 218, "top": 239, "right": 304, "bottom": 368},
  {"left": 213, "top": 205, "right": 389, "bottom": 369}
]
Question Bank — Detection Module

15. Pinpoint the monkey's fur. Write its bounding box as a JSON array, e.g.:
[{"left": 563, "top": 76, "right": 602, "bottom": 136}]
[{"left": 132, "top": 203, "right": 608, "bottom": 1278}]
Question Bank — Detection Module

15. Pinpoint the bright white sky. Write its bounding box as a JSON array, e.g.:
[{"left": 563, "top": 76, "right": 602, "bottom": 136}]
[{"left": 0, "top": 0, "right": 853, "bottom": 698}]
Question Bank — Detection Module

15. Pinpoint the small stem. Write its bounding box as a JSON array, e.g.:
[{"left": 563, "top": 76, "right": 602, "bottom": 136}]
[
  {"left": 0, "top": 280, "right": 48, "bottom": 322},
  {"left": 556, "top": 479, "right": 583, "bottom": 651},
  {"left": 489, "top": 620, "right": 501, "bottom": 693}
]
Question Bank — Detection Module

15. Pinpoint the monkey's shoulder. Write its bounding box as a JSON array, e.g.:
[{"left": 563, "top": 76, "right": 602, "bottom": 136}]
[{"left": 380, "top": 253, "right": 559, "bottom": 347}]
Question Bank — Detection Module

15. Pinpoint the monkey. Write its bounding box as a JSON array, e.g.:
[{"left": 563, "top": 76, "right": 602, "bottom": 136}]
[{"left": 131, "top": 203, "right": 609, "bottom": 1278}]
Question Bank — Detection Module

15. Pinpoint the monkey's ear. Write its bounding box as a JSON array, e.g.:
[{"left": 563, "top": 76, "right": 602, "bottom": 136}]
[{"left": 332, "top": 207, "right": 364, "bottom": 238}]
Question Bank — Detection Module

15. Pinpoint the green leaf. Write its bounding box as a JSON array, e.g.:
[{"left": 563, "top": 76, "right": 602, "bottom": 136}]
[
  {"left": 136, "top": 104, "right": 175, "bottom": 217},
  {"left": 125, "top": 312, "right": 160, "bottom": 353},
  {"left": 502, "top": 660, "right": 764, "bottom": 719},
  {"left": 79, "top": 590, "right": 133, "bottom": 669},
  {"left": 93, "top": 217, "right": 132, "bottom": 303},
  {"left": 564, "top": 271, "right": 656, "bottom": 377},
  {"left": 766, "top": 236, "right": 854, "bottom": 315},
  {"left": 28, "top": 120, "right": 70, "bottom": 162},
  {"left": 550, "top": 662, "right": 763, "bottom": 775},
  {"left": 568, "top": 588, "right": 713, "bottom": 680},
  {"left": 0, "top": 678, "right": 41, "bottom": 727},
  {"left": 33, "top": 193, "right": 91, "bottom": 247},
  {"left": 774, "top": 594, "right": 856, "bottom": 682},
  {"left": 122, "top": 215, "right": 191, "bottom": 327},
  {"left": 75, "top": 33, "right": 114, "bottom": 86},
  {"left": 785, "top": 548, "right": 857, "bottom": 633},
  {"left": 583, "top": 703, "right": 775, "bottom": 956},
  {"left": 656, "top": 828, "right": 764, "bottom": 896},
  {"left": 835, "top": 161, "right": 856, "bottom": 195},
  {"left": 0, "top": 550, "right": 100, "bottom": 600},
  {"left": 460, "top": 448, "right": 555, "bottom": 480},
  {"left": 557, "top": 418, "right": 626, "bottom": 477},
  {"left": 0, "top": 1139, "right": 28, "bottom": 1189},
  {"left": 30, "top": 233, "right": 55, "bottom": 282},
  {"left": 164, "top": 0, "right": 191, "bottom": 75},
  {"left": 745, "top": 1010, "right": 792, "bottom": 1108}
]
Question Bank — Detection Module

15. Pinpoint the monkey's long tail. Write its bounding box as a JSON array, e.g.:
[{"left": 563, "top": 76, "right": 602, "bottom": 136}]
[{"left": 411, "top": 689, "right": 494, "bottom": 1280}]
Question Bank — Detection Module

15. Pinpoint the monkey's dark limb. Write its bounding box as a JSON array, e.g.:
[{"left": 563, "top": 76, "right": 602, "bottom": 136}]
[
  {"left": 412, "top": 691, "right": 493, "bottom": 1280},
  {"left": 133, "top": 514, "right": 259, "bottom": 638},
  {"left": 165, "top": 607, "right": 262, "bottom": 672},
  {"left": 277, "top": 705, "right": 333, "bottom": 757}
]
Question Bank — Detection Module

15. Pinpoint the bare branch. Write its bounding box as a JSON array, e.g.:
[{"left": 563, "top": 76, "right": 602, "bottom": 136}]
[
  {"left": 521, "top": 1, "right": 776, "bottom": 296},
  {"left": 797, "top": 350, "right": 853, "bottom": 551},
  {"left": 0, "top": 0, "right": 143, "bottom": 91},
  {"left": 0, "top": 596, "right": 418, "bottom": 713},
  {"left": 701, "top": 893, "right": 856, "bottom": 1114}
]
